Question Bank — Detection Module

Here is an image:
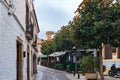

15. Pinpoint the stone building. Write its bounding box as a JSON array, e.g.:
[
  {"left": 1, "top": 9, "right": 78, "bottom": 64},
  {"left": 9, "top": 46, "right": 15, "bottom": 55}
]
[
  {"left": 38, "top": 31, "right": 55, "bottom": 56},
  {"left": 46, "top": 31, "right": 55, "bottom": 40},
  {"left": 37, "top": 31, "right": 55, "bottom": 64},
  {"left": 102, "top": 45, "right": 120, "bottom": 74},
  {"left": 0, "top": 0, "right": 40, "bottom": 80},
  {"left": 38, "top": 38, "right": 44, "bottom": 55}
]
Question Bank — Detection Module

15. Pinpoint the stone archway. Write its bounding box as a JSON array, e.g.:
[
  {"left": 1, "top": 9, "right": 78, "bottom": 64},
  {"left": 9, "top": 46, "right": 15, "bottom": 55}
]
[
  {"left": 16, "top": 37, "right": 23, "bottom": 80},
  {"left": 33, "top": 54, "right": 37, "bottom": 74}
]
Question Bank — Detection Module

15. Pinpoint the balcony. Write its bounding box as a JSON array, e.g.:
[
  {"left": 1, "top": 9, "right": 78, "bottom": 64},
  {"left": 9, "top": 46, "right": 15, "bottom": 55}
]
[
  {"left": 32, "top": 35, "right": 37, "bottom": 46},
  {"left": 32, "top": 35, "right": 38, "bottom": 52},
  {"left": 26, "top": 23, "right": 33, "bottom": 40}
]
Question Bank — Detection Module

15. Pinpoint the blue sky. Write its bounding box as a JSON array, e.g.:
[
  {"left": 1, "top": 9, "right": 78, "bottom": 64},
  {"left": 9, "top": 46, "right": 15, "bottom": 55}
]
[{"left": 34, "top": 0, "right": 83, "bottom": 39}]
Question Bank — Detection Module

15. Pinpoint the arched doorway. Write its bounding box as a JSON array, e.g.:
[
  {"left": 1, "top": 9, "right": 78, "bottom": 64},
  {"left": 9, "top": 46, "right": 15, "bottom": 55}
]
[{"left": 33, "top": 54, "right": 37, "bottom": 74}]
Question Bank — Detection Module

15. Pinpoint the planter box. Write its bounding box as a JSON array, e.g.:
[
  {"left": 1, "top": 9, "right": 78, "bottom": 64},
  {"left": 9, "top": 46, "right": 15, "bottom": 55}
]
[{"left": 85, "top": 73, "right": 98, "bottom": 80}]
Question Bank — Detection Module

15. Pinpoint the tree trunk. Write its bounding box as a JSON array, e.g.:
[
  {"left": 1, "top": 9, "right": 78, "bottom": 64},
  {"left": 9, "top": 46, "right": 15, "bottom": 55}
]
[
  {"left": 99, "top": 47, "right": 104, "bottom": 80},
  {"left": 47, "top": 55, "right": 49, "bottom": 67}
]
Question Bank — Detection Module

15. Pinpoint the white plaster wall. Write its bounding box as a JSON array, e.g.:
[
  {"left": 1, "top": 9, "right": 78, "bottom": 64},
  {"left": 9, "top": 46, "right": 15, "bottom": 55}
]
[
  {"left": 28, "top": 0, "right": 34, "bottom": 11},
  {"left": 0, "top": 3, "right": 2, "bottom": 48},
  {"left": 0, "top": 2, "right": 28, "bottom": 80},
  {"left": 13, "top": 0, "right": 26, "bottom": 30}
]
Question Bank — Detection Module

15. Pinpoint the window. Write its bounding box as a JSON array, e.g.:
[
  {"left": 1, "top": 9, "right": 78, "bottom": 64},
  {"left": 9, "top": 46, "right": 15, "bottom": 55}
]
[
  {"left": 118, "top": 47, "right": 120, "bottom": 59},
  {"left": 112, "top": 47, "right": 116, "bottom": 53}
]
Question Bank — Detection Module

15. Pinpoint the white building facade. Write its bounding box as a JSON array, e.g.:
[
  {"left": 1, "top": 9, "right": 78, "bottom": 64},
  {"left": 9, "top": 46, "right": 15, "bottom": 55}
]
[{"left": 0, "top": 0, "right": 39, "bottom": 80}]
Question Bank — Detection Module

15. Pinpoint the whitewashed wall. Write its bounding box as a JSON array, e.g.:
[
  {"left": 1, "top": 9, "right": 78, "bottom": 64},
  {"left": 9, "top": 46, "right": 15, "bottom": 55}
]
[
  {"left": 0, "top": 1, "right": 30, "bottom": 80},
  {"left": 14, "top": 0, "right": 26, "bottom": 30}
]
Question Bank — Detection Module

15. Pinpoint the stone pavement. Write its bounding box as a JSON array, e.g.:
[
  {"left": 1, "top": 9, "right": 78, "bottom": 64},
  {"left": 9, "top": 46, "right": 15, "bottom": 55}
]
[
  {"left": 64, "top": 72, "right": 85, "bottom": 80},
  {"left": 64, "top": 72, "right": 120, "bottom": 80},
  {"left": 32, "top": 65, "right": 120, "bottom": 80}
]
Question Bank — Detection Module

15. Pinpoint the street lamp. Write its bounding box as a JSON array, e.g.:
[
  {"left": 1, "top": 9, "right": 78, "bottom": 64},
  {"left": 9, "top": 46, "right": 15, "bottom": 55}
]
[
  {"left": 72, "top": 46, "right": 80, "bottom": 79},
  {"left": 72, "top": 46, "right": 77, "bottom": 76}
]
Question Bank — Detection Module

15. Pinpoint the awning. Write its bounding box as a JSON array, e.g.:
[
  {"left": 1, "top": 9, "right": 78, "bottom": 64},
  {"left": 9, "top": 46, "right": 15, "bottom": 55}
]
[
  {"left": 49, "top": 52, "right": 66, "bottom": 57},
  {"left": 39, "top": 54, "right": 47, "bottom": 58}
]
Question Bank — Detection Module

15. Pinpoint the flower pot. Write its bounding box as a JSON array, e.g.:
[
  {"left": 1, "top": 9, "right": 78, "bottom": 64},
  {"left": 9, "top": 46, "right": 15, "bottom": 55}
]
[{"left": 85, "top": 73, "right": 98, "bottom": 80}]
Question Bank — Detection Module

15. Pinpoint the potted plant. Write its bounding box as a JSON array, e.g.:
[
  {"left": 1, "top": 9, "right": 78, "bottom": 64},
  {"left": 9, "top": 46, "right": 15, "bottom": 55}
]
[{"left": 79, "top": 55, "right": 98, "bottom": 80}]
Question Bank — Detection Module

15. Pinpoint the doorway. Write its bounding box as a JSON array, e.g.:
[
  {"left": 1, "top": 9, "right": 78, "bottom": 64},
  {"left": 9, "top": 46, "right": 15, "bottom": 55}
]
[
  {"left": 118, "top": 47, "right": 120, "bottom": 59},
  {"left": 16, "top": 37, "right": 23, "bottom": 80},
  {"left": 33, "top": 54, "right": 37, "bottom": 74},
  {"left": 27, "top": 45, "right": 30, "bottom": 80}
]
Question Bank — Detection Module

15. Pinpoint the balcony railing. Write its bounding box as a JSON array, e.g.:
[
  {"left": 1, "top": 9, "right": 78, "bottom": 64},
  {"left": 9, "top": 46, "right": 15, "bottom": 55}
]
[
  {"left": 32, "top": 35, "right": 37, "bottom": 47},
  {"left": 26, "top": 23, "right": 33, "bottom": 40},
  {"left": 32, "top": 35, "right": 38, "bottom": 52}
]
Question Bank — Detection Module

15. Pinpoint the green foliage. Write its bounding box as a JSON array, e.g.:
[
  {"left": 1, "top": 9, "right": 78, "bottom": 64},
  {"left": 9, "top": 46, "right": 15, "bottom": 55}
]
[
  {"left": 79, "top": 55, "right": 99, "bottom": 73},
  {"left": 66, "top": 62, "right": 75, "bottom": 72},
  {"left": 71, "top": 1, "right": 120, "bottom": 79},
  {"left": 72, "top": 0, "right": 120, "bottom": 48},
  {"left": 53, "top": 26, "right": 74, "bottom": 51},
  {"left": 54, "top": 63, "right": 65, "bottom": 70},
  {"left": 41, "top": 40, "right": 55, "bottom": 55},
  {"left": 79, "top": 55, "right": 106, "bottom": 73}
]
